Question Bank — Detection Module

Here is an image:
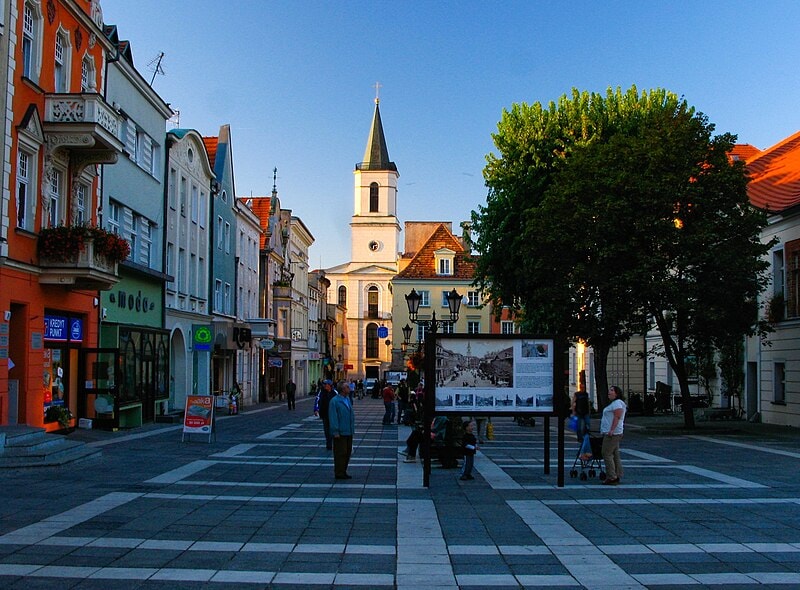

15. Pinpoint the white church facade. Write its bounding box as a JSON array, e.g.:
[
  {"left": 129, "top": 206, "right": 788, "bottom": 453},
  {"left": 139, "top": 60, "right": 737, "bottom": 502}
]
[{"left": 324, "top": 100, "right": 400, "bottom": 381}]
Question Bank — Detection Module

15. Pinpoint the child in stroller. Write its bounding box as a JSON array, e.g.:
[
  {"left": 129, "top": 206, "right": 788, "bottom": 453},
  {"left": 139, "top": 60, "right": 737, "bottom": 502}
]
[{"left": 569, "top": 432, "right": 606, "bottom": 481}]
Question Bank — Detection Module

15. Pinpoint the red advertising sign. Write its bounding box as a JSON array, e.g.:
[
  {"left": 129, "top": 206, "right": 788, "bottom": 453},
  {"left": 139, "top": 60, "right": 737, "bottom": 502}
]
[{"left": 183, "top": 395, "right": 214, "bottom": 434}]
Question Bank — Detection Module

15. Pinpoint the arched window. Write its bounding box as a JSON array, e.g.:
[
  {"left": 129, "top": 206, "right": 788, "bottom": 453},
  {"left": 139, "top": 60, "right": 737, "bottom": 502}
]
[
  {"left": 369, "top": 182, "right": 379, "bottom": 212},
  {"left": 366, "top": 323, "right": 379, "bottom": 358},
  {"left": 22, "top": 1, "right": 43, "bottom": 82},
  {"left": 338, "top": 285, "right": 347, "bottom": 307},
  {"left": 367, "top": 286, "right": 379, "bottom": 318}
]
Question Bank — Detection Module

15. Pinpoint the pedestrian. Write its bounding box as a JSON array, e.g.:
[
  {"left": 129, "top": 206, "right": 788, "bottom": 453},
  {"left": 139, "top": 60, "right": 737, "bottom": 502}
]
[
  {"left": 600, "top": 385, "right": 627, "bottom": 486},
  {"left": 315, "top": 380, "right": 336, "bottom": 450},
  {"left": 382, "top": 382, "right": 395, "bottom": 425},
  {"left": 460, "top": 420, "right": 478, "bottom": 480},
  {"left": 396, "top": 379, "right": 409, "bottom": 424},
  {"left": 329, "top": 379, "right": 355, "bottom": 480},
  {"left": 286, "top": 378, "right": 297, "bottom": 410},
  {"left": 571, "top": 389, "right": 590, "bottom": 443},
  {"left": 349, "top": 379, "right": 356, "bottom": 399}
]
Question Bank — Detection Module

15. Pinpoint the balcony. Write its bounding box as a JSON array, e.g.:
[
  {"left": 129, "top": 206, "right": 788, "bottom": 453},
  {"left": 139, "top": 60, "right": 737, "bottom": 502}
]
[
  {"left": 38, "top": 227, "right": 129, "bottom": 291},
  {"left": 43, "top": 93, "right": 123, "bottom": 163}
]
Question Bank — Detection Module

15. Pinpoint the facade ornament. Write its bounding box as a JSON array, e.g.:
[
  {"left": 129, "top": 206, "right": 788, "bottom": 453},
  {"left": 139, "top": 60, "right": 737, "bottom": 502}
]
[
  {"left": 47, "top": 0, "right": 56, "bottom": 24},
  {"left": 75, "top": 27, "right": 82, "bottom": 51}
]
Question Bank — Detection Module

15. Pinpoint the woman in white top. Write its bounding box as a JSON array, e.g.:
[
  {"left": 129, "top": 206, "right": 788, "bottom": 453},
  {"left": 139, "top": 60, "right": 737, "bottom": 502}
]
[{"left": 600, "top": 385, "right": 626, "bottom": 485}]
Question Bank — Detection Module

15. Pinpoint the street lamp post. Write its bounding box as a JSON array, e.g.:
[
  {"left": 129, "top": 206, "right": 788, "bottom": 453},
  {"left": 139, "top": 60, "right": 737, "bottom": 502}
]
[{"left": 404, "top": 288, "right": 462, "bottom": 487}]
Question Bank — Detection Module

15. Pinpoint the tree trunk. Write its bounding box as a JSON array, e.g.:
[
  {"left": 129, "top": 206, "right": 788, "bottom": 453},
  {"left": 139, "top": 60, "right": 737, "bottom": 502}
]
[
  {"left": 677, "top": 372, "right": 696, "bottom": 429},
  {"left": 593, "top": 344, "right": 611, "bottom": 410}
]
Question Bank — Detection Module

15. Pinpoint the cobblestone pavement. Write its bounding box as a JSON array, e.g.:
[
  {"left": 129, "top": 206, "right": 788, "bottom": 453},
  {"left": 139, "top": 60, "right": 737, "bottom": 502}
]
[{"left": 1, "top": 397, "right": 799, "bottom": 589}]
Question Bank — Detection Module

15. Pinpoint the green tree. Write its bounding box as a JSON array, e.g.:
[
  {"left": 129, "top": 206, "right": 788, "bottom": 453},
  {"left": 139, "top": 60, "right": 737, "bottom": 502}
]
[{"left": 471, "top": 86, "right": 772, "bottom": 427}]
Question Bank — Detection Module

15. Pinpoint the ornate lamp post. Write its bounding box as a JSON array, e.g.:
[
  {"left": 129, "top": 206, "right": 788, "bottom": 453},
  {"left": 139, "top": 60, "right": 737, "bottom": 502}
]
[{"left": 404, "top": 288, "right": 462, "bottom": 487}]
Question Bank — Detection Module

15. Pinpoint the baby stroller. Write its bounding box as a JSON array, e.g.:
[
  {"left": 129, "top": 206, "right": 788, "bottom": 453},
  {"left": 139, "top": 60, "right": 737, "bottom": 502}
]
[{"left": 569, "top": 433, "right": 605, "bottom": 481}]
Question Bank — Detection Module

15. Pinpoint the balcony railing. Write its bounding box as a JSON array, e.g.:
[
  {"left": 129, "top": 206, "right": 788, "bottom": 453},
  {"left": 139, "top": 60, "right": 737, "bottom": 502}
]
[
  {"left": 39, "top": 237, "right": 120, "bottom": 290},
  {"left": 43, "top": 93, "right": 123, "bottom": 157}
]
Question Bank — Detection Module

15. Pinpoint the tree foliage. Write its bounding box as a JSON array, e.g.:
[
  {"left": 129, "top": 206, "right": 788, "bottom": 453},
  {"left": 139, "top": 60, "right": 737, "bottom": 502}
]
[{"left": 471, "top": 86, "right": 772, "bottom": 426}]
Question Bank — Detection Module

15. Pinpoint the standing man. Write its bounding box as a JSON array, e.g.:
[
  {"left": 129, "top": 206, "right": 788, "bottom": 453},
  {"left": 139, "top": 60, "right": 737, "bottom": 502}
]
[
  {"left": 396, "top": 378, "right": 410, "bottom": 424},
  {"left": 315, "top": 380, "right": 336, "bottom": 450},
  {"left": 382, "top": 382, "right": 395, "bottom": 425},
  {"left": 329, "top": 381, "right": 355, "bottom": 480},
  {"left": 286, "top": 378, "right": 297, "bottom": 410}
]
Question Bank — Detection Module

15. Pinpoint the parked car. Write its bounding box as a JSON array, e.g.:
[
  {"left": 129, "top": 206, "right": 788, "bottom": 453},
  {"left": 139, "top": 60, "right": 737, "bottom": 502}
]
[{"left": 364, "top": 378, "right": 379, "bottom": 398}]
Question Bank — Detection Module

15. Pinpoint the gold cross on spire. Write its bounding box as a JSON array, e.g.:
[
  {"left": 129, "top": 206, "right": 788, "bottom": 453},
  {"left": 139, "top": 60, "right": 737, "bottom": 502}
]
[{"left": 373, "top": 81, "right": 382, "bottom": 104}]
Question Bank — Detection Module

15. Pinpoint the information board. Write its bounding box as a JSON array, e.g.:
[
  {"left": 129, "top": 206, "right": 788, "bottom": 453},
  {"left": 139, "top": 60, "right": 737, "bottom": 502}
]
[{"left": 434, "top": 335, "right": 556, "bottom": 413}]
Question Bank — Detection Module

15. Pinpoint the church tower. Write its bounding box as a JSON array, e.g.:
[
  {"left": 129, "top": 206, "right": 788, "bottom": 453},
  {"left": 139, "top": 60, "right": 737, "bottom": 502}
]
[
  {"left": 351, "top": 99, "right": 401, "bottom": 263},
  {"left": 323, "top": 97, "right": 400, "bottom": 382}
]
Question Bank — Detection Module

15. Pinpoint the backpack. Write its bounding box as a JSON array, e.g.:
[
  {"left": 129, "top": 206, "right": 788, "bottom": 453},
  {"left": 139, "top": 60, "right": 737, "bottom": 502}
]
[{"left": 575, "top": 391, "right": 590, "bottom": 415}]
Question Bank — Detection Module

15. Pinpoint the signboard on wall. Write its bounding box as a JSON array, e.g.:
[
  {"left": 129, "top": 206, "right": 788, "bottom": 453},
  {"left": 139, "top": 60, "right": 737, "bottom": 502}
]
[{"left": 434, "top": 335, "right": 556, "bottom": 414}]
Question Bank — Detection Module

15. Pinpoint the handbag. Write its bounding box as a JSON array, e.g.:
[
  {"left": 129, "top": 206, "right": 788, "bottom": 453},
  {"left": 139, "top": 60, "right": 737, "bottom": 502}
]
[{"left": 567, "top": 415, "right": 579, "bottom": 432}]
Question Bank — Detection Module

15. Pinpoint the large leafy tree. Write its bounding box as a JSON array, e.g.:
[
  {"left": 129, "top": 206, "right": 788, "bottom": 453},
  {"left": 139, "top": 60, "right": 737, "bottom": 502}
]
[{"left": 471, "top": 86, "right": 772, "bottom": 426}]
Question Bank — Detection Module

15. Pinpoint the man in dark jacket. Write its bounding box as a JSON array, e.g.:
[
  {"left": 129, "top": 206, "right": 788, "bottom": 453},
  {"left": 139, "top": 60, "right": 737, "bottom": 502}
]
[
  {"left": 315, "top": 380, "right": 336, "bottom": 450},
  {"left": 286, "top": 378, "right": 297, "bottom": 410}
]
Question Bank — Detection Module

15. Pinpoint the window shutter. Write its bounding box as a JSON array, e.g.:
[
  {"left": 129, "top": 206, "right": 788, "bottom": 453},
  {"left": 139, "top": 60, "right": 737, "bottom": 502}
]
[
  {"left": 141, "top": 134, "right": 152, "bottom": 172},
  {"left": 124, "top": 121, "right": 136, "bottom": 157}
]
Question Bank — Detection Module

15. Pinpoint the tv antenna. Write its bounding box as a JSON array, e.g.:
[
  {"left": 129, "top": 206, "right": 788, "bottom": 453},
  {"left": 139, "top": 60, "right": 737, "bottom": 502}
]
[{"left": 147, "top": 52, "right": 166, "bottom": 86}]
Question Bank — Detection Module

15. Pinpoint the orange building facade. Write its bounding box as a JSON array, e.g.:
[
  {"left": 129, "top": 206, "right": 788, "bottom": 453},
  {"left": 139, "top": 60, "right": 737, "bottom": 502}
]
[{"left": 1, "top": 0, "right": 123, "bottom": 430}]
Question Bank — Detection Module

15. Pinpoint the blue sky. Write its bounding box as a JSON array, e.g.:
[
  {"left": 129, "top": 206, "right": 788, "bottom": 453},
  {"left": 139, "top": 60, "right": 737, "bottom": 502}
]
[{"left": 100, "top": 0, "right": 800, "bottom": 268}]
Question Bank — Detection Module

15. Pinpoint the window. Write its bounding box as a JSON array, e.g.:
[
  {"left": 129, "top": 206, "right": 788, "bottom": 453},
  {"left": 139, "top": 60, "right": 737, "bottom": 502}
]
[
  {"left": 278, "top": 308, "right": 288, "bottom": 339},
  {"left": 189, "top": 253, "right": 196, "bottom": 295},
  {"left": 80, "top": 56, "right": 95, "bottom": 91},
  {"left": 178, "top": 248, "right": 186, "bottom": 293},
  {"left": 467, "top": 321, "right": 480, "bottom": 334},
  {"left": 786, "top": 239, "right": 800, "bottom": 318},
  {"left": 108, "top": 201, "right": 120, "bottom": 233},
  {"left": 166, "top": 243, "right": 174, "bottom": 283},
  {"left": 199, "top": 191, "right": 207, "bottom": 227},
  {"left": 16, "top": 151, "right": 33, "bottom": 230},
  {"left": 368, "top": 286, "right": 379, "bottom": 318},
  {"left": 467, "top": 290, "right": 480, "bottom": 307},
  {"left": 198, "top": 257, "right": 206, "bottom": 296},
  {"left": 419, "top": 290, "right": 430, "bottom": 307},
  {"left": 190, "top": 184, "right": 198, "bottom": 223},
  {"left": 168, "top": 168, "right": 177, "bottom": 210},
  {"left": 774, "top": 362, "right": 786, "bottom": 403},
  {"left": 216, "top": 216, "right": 223, "bottom": 248},
  {"left": 366, "top": 323, "right": 379, "bottom": 358},
  {"left": 440, "top": 322, "right": 454, "bottom": 335},
  {"left": 441, "top": 291, "right": 454, "bottom": 307},
  {"left": 129, "top": 215, "right": 138, "bottom": 262},
  {"left": 180, "top": 176, "right": 187, "bottom": 216},
  {"left": 74, "top": 183, "right": 86, "bottom": 225},
  {"left": 439, "top": 258, "right": 451, "bottom": 275},
  {"left": 369, "top": 182, "right": 379, "bottom": 212},
  {"left": 338, "top": 285, "right": 347, "bottom": 306},
  {"left": 224, "top": 283, "right": 232, "bottom": 314},
  {"left": 501, "top": 321, "right": 514, "bottom": 335},
  {"left": 417, "top": 324, "right": 429, "bottom": 343},
  {"left": 224, "top": 221, "right": 231, "bottom": 253},
  {"left": 48, "top": 169, "right": 63, "bottom": 227},
  {"left": 140, "top": 219, "right": 151, "bottom": 267},
  {"left": 54, "top": 31, "right": 69, "bottom": 92},
  {"left": 215, "top": 279, "right": 223, "bottom": 311},
  {"left": 22, "top": 2, "right": 41, "bottom": 81},
  {"left": 649, "top": 361, "right": 655, "bottom": 390},
  {"left": 221, "top": 189, "right": 227, "bottom": 204}
]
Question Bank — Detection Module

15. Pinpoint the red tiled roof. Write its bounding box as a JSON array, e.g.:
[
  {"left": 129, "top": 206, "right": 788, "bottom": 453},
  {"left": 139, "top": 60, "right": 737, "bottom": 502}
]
[
  {"left": 729, "top": 143, "right": 760, "bottom": 162},
  {"left": 246, "top": 196, "right": 273, "bottom": 249},
  {"left": 746, "top": 131, "right": 800, "bottom": 212},
  {"left": 396, "top": 223, "right": 477, "bottom": 280},
  {"left": 203, "top": 136, "right": 218, "bottom": 169}
]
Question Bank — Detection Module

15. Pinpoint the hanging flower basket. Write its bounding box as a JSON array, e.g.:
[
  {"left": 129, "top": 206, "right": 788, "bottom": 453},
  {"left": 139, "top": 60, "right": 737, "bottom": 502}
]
[{"left": 38, "top": 225, "right": 130, "bottom": 264}]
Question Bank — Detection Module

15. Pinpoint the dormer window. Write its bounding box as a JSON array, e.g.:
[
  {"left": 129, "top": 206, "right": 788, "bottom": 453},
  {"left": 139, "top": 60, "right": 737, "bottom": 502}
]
[{"left": 433, "top": 248, "right": 455, "bottom": 276}]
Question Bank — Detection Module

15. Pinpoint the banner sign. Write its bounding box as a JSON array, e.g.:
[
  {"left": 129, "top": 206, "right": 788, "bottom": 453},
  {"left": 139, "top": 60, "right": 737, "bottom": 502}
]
[{"left": 182, "top": 395, "right": 214, "bottom": 434}]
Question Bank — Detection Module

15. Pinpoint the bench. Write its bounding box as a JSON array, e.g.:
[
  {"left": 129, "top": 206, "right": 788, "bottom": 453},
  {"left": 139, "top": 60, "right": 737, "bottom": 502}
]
[{"left": 701, "top": 407, "right": 737, "bottom": 421}]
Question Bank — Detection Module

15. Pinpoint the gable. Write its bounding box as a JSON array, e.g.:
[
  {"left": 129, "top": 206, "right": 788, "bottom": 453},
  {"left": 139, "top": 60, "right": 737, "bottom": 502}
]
[
  {"left": 18, "top": 104, "right": 44, "bottom": 146},
  {"left": 396, "top": 223, "right": 476, "bottom": 280}
]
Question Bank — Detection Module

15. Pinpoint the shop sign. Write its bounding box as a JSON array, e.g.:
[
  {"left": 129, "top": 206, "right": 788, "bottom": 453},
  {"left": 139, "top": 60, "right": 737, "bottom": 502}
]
[
  {"left": 44, "top": 315, "right": 83, "bottom": 342},
  {"left": 193, "top": 324, "right": 213, "bottom": 351},
  {"left": 182, "top": 396, "right": 215, "bottom": 443},
  {"left": 268, "top": 358, "right": 283, "bottom": 368}
]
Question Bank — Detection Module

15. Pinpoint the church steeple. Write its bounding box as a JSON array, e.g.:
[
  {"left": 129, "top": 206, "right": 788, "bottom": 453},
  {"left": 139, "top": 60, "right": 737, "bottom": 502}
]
[{"left": 358, "top": 99, "right": 397, "bottom": 172}]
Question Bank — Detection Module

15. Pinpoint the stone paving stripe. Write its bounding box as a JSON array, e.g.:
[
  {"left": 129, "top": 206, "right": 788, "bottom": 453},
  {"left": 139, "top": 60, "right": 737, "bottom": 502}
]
[
  {"left": 272, "top": 572, "right": 336, "bottom": 584},
  {"left": 514, "top": 574, "right": 579, "bottom": 586},
  {"left": 676, "top": 464, "right": 767, "bottom": 487},
  {"left": 210, "top": 570, "right": 275, "bottom": 583},
  {"left": 145, "top": 460, "right": 216, "bottom": 484},
  {"left": 0, "top": 492, "right": 141, "bottom": 545},
  {"left": 89, "top": 567, "right": 159, "bottom": 580},
  {"left": 447, "top": 544, "right": 499, "bottom": 555},
  {"left": 241, "top": 542, "right": 295, "bottom": 552},
  {"left": 210, "top": 443, "right": 258, "bottom": 457},
  {"left": 256, "top": 429, "right": 289, "bottom": 439},
  {"left": 140, "top": 539, "right": 193, "bottom": 550},
  {"left": 140, "top": 492, "right": 396, "bottom": 504},
  {"left": 397, "top": 499, "right": 456, "bottom": 585},
  {"left": 632, "top": 572, "right": 698, "bottom": 586},
  {"left": 620, "top": 448, "right": 675, "bottom": 462},
  {"left": 177, "top": 479, "right": 395, "bottom": 490},
  {"left": 345, "top": 544, "right": 395, "bottom": 554},
  {"left": 508, "top": 500, "right": 644, "bottom": 589},
  {"left": 334, "top": 573, "right": 394, "bottom": 586},
  {"left": 456, "top": 573, "right": 518, "bottom": 585},
  {"left": 150, "top": 568, "right": 216, "bottom": 581},
  {"left": 189, "top": 541, "right": 244, "bottom": 552},
  {"left": 688, "top": 435, "right": 800, "bottom": 459},
  {"left": 474, "top": 450, "right": 523, "bottom": 489},
  {"left": 30, "top": 565, "right": 102, "bottom": 578}
]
